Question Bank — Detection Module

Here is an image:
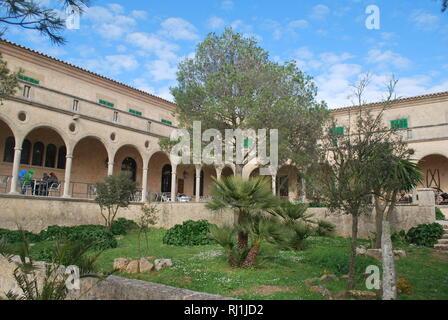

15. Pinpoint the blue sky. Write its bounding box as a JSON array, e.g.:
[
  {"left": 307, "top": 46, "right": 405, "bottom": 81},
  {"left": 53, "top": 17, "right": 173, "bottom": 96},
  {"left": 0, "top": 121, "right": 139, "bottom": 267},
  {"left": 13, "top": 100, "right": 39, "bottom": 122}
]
[{"left": 3, "top": 0, "right": 448, "bottom": 108}]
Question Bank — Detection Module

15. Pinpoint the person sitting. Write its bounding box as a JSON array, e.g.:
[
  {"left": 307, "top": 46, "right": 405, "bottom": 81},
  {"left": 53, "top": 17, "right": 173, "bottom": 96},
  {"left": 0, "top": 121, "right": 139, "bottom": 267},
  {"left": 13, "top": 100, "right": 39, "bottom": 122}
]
[
  {"left": 21, "top": 169, "right": 35, "bottom": 195},
  {"left": 40, "top": 173, "right": 50, "bottom": 196}
]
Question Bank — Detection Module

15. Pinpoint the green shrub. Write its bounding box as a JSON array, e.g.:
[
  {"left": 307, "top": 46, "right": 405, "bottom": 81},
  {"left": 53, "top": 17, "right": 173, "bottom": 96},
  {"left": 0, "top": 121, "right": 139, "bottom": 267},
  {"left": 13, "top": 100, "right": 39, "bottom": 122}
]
[
  {"left": 110, "top": 218, "right": 138, "bottom": 235},
  {"left": 406, "top": 223, "right": 444, "bottom": 247},
  {"left": 38, "top": 225, "right": 117, "bottom": 250},
  {"left": 436, "top": 208, "right": 445, "bottom": 221},
  {"left": 163, "top": 220, "right": 216, "bottom": 246},
  {"left": 0, "top": 229, "right": 41, "bottom": 244},
  {"left": 391, "top": 230, "right": 408, "bottom": 245},
  {"left": 303, "top": 247, "right": 380, "bottom": 275},
  {"left": 315, "top": 220, "right": 336, "bottom": 236}
]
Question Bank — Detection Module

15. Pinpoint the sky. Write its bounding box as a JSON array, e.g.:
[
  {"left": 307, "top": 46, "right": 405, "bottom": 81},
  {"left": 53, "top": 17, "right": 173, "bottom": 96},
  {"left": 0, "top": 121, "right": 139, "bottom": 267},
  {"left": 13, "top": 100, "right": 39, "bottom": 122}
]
[{"left": 2, "top": 0, "right": 448, "bottom": 108}]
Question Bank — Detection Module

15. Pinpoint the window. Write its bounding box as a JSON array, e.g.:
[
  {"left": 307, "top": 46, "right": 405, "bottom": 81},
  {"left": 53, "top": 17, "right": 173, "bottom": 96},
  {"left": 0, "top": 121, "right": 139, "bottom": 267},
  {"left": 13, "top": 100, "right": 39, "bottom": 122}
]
[
  {"left": 99, "top": 99, "right": 114, "bottom": 108},
  {"left": 57, "top": 146, "right": 67, "bottom": 169},
  {"left": 3, "top": 136, "right": 15, "bottom": 162},
  {"left": 244, "top": 138, "right": 250, "bottom": 148},
  {"left": 113, "top": 111, "right": 119, "bottom": 123},
  {"left": 121, "top": 157, "right": 137, "bottom": 182},
  {"left": 390, "top": 118, "right": 408, "bottom": 130},
  {"left": 276, "top": 176, "right": 289, "bottom": 197},
  {"left": 129, "top": 109, "right": 142, "bottom": 116},
  {"left": 330, "top": 126, "right": 344, "bottom": 136},
  {"left": 23, "top": 85, "right": 31, "bottom": 98},
  {"left": 72, "top": 99, "right": 79, "bottom": 112},
  {"left": 45, "top": 144, "right": 57, "bottom": 168},
  {"left": 161, "top": 119, "right": 172, "bottom": 125},
  {"left": 147, "top": 121, "right": 152, "bottom": 132},
  {"left": 18, "top": 75, "right": 40, "bottom": 85},
  {"left": 31, "top": 142, "right": 44, "bottom": 166},
  {"left": 20, "top": 140, "right": 31, "bottom": 164}
]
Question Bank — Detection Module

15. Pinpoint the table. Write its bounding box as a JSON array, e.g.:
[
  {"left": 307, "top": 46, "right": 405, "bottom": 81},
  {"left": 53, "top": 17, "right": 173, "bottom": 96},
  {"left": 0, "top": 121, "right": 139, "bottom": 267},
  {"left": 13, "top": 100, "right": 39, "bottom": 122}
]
[{"left": 33, "top": 179, "right": 48, "bottom": 196}]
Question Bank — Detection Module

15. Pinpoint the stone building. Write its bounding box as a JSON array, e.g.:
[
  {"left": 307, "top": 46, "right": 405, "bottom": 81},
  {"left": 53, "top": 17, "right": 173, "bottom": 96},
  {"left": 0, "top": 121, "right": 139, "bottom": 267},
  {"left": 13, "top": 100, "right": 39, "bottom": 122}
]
[{"left": 0, "top": 39, "right": 447, "bottom": 204}]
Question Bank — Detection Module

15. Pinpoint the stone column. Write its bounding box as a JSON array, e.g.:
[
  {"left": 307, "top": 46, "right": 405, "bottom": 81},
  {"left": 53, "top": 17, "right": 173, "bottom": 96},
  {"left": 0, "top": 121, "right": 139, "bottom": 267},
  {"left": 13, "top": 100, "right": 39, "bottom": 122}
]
[
  {"left": 171, "top": 165, "right": 177, "bottom": 202},
  {"left": 63, "top": 155, "right": 73, "bottom": 198},
  {"left": 141, "top": 165, "right": 148, "bottom": 203},
  {"left": 271, "top": 174, "right": 277, "bottom": 196},
  {"left": 9, "top": 147, "right": 22, "bottom": 194},
  {"left": 195, "top": 165, "right": 202, "bottom": 202},
  {"left": 301, "top": 177, "right": 308, "bottom": 203},
  {"left": 216, "top": 167, "right": 223, "bottom": 181},
  {"left": 416, "top": 188, "right": 436, "bottom": 206},
  {"left": 107, "top": 162, "right": 114, "bottom": 176}
]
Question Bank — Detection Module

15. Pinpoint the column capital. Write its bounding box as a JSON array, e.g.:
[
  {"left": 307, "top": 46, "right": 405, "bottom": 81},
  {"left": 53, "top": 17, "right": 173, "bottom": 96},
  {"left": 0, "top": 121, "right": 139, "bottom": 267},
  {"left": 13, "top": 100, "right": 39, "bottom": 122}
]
[{"left": 14, "top": 147, "right": 22, "bottom": 152}]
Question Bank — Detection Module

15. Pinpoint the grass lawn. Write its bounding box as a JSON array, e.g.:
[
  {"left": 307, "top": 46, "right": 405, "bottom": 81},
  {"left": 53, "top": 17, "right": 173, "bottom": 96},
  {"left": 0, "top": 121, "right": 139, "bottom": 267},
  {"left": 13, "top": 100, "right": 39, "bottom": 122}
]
[{"left": 89, "top": 228, "right": 448, "bottom": 300}]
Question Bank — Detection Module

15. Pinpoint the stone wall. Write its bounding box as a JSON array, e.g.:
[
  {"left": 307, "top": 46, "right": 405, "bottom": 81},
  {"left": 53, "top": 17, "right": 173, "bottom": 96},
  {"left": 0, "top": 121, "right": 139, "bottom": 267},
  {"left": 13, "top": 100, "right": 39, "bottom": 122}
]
[
  {"left": 0, "top": 255, "right": 232, "bottom": 300},
  {"left": 0, "top": 194, "right": 434, "bottom": 238},
  {"left": 0, "top": 195, "right": 236, "bottom": 233},
  {"left": 309, "top": 205, "right": 435, "bottom": 239}
]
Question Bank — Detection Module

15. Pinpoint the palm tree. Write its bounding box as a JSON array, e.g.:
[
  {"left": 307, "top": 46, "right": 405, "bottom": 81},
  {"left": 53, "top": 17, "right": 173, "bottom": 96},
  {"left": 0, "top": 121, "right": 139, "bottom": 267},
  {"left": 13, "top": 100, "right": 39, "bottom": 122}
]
[{"left": 207, "top": 176, "right": 279, "bottom": 249}]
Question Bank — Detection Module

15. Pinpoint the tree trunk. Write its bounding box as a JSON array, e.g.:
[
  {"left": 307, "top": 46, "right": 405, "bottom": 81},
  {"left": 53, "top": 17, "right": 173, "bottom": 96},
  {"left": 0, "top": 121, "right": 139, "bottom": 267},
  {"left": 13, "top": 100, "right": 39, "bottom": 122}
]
[
  {"left": 348, "top": 214, "right": 359, "bottom": 290},
  {"left": 374, "top": 197, "right": 385, "bottom": 249},
  {"left": 381, "top": 220, "right": 397, "bottom": 300},
  {"left": 241, "top": 242, "right": 261, "bottom": 269},
  {"left": 237, "top": 210, "right": 248, "bottom": 249},
  {"left": 228, "top": 253, "right": 239, "bottom": 268}
]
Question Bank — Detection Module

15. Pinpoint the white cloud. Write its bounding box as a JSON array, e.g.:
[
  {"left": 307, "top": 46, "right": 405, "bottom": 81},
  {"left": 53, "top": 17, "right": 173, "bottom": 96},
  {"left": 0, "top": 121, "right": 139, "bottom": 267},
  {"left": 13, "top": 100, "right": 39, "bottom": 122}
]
[
  {"left": 85, "top": 6, "right": 136, "bottom": 40},
  {"left": 131, "top": 10, "right": 147, "bottom": 19},
  {"left": 221, "top": 0, "right": 234, "bottom": 10},
  {"left": 366, "top": 49, "right": 411, "bottom": 70},
  {"left": 411, "top": 10, "right": 440, "bottom": 31},
  {"left": 146, "top": 60, "right": 177, "bottom": 81},
  {"left": 288, "top": 19, "right": 309, "bottom": 29},
  {"left": 160, "top": 18, "right": 199, "bottom": 41},
  {"left": 133, "top": 78, "right": 174, "bottom": 101},
  {"left": 207, "top": 16, "right": 225, "bottom": 30},
  {"left": 310, "top": 4, "right": 330, "bottom": 20},
  {"left": 70, "top": 55, "right": 139, "bottom": 76},
  {"left": 126, "top": 32, "right": 179, "bottom": 60}
]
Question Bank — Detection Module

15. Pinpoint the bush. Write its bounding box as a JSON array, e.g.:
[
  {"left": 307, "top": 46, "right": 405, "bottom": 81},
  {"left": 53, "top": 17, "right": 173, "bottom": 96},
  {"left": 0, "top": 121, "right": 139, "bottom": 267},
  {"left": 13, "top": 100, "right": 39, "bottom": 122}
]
[
  {"left": 110, "top": 218, "right": 138, "bottom": 235},
  {"left": 406, "top": 223, "right": 444, "bottom": 247},
  {"left": 436, "top": 208, "right": 445, "bottom": 221},
  {"left": 315, "top": 220, "right": 336, "bottom": 236},
  {"left": 0, "top": 228, "right": 41, "bottom": 244},
  {"left": 38, "top": 225, "right": 117, "bottom": 250},
  {"left": 163, "top": 220, "right": 216, "bottom": 246}
]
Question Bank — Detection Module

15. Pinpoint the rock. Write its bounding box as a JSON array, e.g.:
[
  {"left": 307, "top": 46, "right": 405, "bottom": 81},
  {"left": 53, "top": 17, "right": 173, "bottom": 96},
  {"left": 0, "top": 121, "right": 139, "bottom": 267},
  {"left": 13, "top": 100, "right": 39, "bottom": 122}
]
[
  {"left": 113, "top": 258, "right": 129, "bottom": 272},
  {"left": 356, "top": 247, "right": 366, "bottom": 256},
  {"left": 365, "top": 249, "right": 382, "bottom": 261},
  {"left": 393, "top": 250, "right": 407, "bottom": 259},
  {"left": 139, "top": 258, "right": 154, "bottom": 273},
  {"left": 146, "top": 256, "right": 156, "bottom": 262},
  {"left": 125, "top": 260, "right": 140, "bottom": 274},
  {"left": 154, "top": 259, "right": 173, "bottom": 271},
  {"left": 309, "top": 286, "right": 333, "bottom": 299},
  {"left": 346, "top": 290, "right": 377, "bottom": 300}
]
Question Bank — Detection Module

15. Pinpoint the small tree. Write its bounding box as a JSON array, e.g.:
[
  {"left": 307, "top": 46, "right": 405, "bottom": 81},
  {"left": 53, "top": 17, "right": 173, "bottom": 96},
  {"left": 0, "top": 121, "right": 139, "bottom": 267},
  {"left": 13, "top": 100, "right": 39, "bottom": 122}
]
[
  {"left": 95, "top": 173, "right": 137, "bottom": 230},
  {"left": 136, "top": 204, "right": 159, "bottom": 260},
  {"left": 0, "top": 53, "right": 22, "bottom": 104},
  {"left": 207, "top": 176, "right": 279, "bottom": 250}
]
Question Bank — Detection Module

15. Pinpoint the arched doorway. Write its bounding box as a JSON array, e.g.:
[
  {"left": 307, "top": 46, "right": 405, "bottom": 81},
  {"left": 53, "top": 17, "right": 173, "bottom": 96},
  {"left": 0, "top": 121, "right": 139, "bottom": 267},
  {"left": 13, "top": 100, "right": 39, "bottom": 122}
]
[
  {"left": 122, "top": 157, "right": 137, "bottom": 182},
  {"left": 418, "top": 154, "right": 448, "bottom": 192},
  {"left": 161, "top": 164, "right": 172, "bottom": 193},
  {"left": 0, "top": 119, "right": 16, "bottom": 193}
]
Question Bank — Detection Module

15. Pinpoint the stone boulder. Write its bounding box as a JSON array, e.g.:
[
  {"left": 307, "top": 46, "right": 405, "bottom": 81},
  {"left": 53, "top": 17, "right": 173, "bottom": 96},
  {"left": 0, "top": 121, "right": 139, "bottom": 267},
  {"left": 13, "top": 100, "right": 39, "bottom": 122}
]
[
  {"left": 154, "top": 259, "right": 173, "bottom": 271},
  {"left": 139, "top": 258, "right": 154, "bottom": 273},
  {"left": 125, "top": 260, "right": 140, "bottom": 274},
  {"left": 113, "top": 258, "right": 129, "bottom": 272}
]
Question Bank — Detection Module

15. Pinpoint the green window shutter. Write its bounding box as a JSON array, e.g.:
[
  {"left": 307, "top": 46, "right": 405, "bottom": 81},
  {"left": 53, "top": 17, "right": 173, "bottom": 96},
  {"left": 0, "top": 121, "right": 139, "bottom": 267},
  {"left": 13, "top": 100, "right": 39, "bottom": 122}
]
[
  {"left": 244, "top": 138, "right": 250, "bottom": 147},
  {"left": 99, "top": 99, "right": 115, "bottom": 108},
  {"left": 330, "top": 126, "right": 344, "bottom": 136},
  {"left": 390, "top": 118, "right": 408, "bottom": 129},
  {"left": 18, "top": 75, "right": 40, "bottom": 85},
  {"left": 129, "top": 109, "right": 142, "bottom": 116},
  {"left": 161, "top": 119, "right": 173, "bottom": 125}
]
